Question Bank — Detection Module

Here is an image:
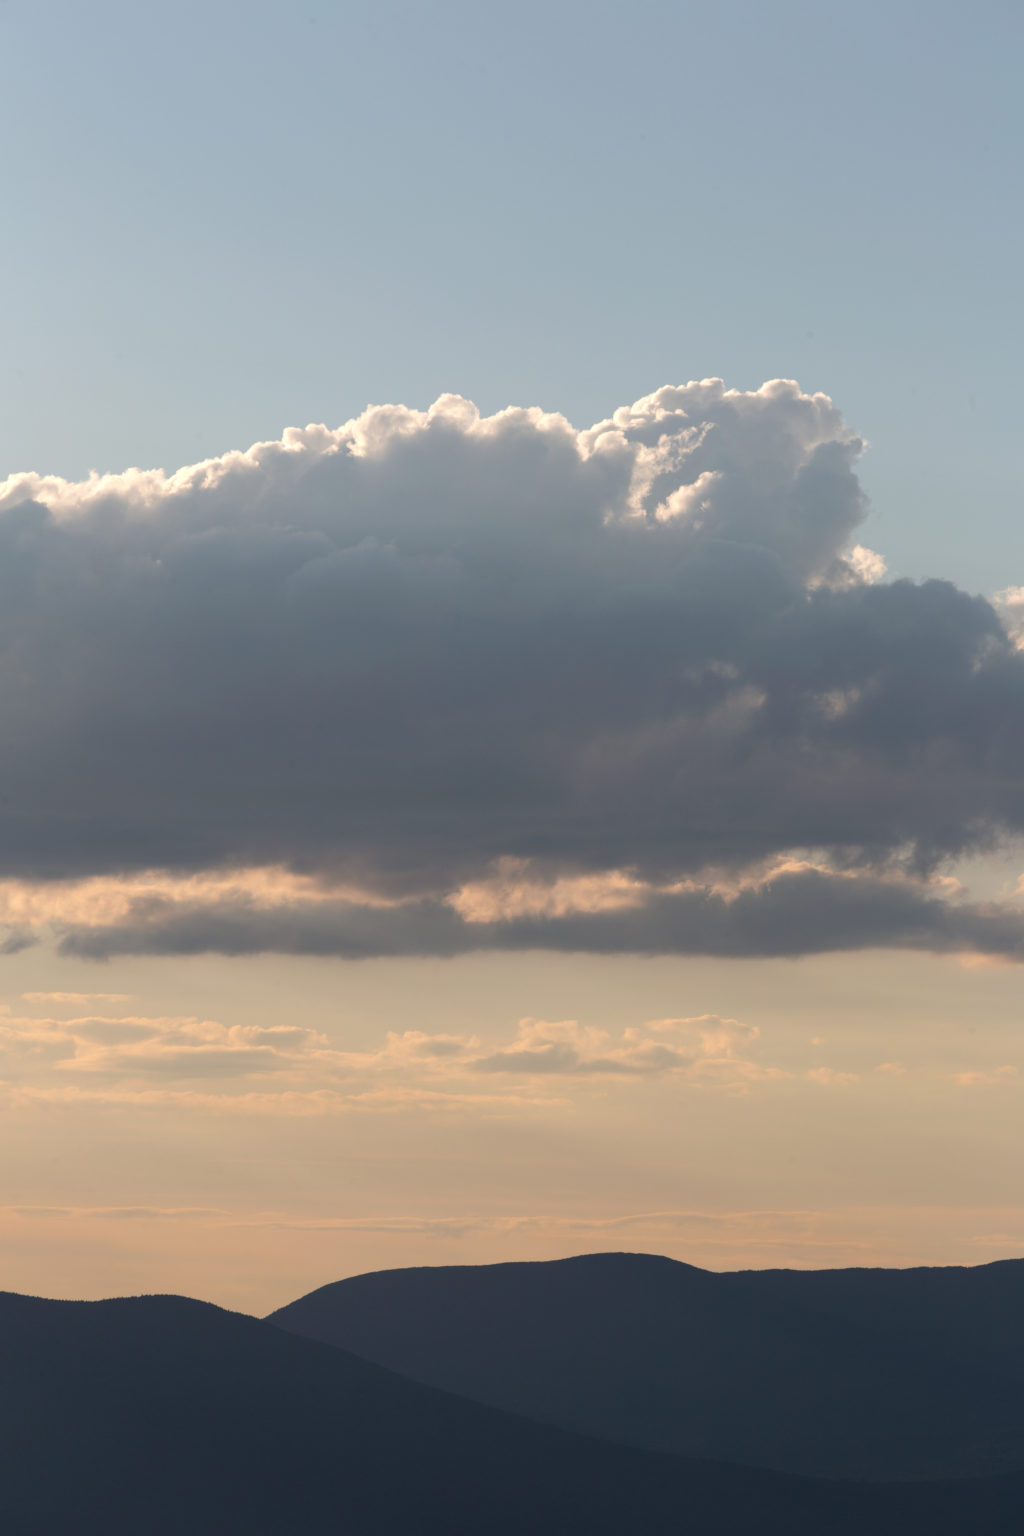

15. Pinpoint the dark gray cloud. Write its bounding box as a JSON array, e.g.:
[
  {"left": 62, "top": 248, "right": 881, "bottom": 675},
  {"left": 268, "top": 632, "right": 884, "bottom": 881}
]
[
  {"left": 3, "top": 378, "right": 1024, "bottom": 959},
  {"left": 53, "top": 866, "right": 1024, "bottom": 962}
]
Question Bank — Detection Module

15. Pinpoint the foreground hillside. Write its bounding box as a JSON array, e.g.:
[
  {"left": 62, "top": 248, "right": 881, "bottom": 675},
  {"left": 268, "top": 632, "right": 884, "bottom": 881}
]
[
  {"left": 2, "top": 1288, "right": 1023, "bottom": 1535},
  {"left": 269, "top": 1251, "right": 1024, "bottom": 1480}
]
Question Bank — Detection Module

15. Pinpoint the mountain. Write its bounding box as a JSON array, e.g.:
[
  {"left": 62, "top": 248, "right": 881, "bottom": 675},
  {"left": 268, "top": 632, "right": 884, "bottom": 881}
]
[
  {"left": 269, "top": 1251, "right": 1024, "bottom": 1480},
  {"left": 0, "top": 1288, "right": 862, "bottom": 1535},
  {"left": 4, "top": 1288, "right": 1024, "bottom": 1535}
]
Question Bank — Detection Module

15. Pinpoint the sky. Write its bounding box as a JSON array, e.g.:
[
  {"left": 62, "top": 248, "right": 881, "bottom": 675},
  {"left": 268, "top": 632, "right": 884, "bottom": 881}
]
[{"left": 1, "top": 0, "right": 1024, "bottom": 1314}]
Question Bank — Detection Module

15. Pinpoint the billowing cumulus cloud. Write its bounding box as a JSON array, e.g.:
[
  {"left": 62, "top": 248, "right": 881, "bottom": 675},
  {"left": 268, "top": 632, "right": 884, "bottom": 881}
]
[{"left": 2, "top": 378, "right": 1024, "bottom": 959}]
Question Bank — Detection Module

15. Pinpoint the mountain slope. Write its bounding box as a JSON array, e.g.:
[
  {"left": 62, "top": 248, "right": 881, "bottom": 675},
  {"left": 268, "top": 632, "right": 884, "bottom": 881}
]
[
  {"left": 269, "top": 1251, "right": 1024, "bottom": 1480},
  {"left": 0, "top": 1288, "right": 901, "bottom": 1536},
  {"left": 5, "top": 1286, "right": 1024, "bottom": 1533}
]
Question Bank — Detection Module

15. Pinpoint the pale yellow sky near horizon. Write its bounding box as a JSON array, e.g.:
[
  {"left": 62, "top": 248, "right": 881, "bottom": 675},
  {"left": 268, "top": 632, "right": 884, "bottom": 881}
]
[{"left": 2, "top": 936, "right": 1021, "bottom": 1315}]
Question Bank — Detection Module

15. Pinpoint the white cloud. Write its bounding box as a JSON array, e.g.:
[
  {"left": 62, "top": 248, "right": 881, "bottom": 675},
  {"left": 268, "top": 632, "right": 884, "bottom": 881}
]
[{"left": 993, "top": 586, "right": 1024, "bottom": 649}]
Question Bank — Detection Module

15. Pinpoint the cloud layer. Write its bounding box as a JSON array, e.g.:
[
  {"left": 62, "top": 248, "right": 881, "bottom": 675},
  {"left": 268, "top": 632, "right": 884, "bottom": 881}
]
[
  {"left": 4, "top": 1000, "right": 1008, "bottom": 1118},
  {"left": 0, "top": 1004, "right": 789, "bottom": 1115},
  {"left": 3, "top": 377, "right": 1024, "bottom": 958},
  {"left": 38, "top": 860, "right": 1024, "bottom": 962}
]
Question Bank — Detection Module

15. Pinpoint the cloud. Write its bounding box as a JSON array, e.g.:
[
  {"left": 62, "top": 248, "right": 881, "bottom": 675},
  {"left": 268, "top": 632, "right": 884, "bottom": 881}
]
[
  {"left": 0, "top": 1080, "right": 564, "bottom": 1117},
  {"left": 0, "top": 1004, "right": 793, "bottom": 1109},
  {"left": 0, "top": 1009, "right": 573, "bottom": 1112},
  {"left": 0, "top": 1202, "right": 866, "bottom": 1244},
  {"left": 21, "top": 992, "right": 135, "bottom": 1004},
  {"left": 47, "top": 860, "right": 1024, "bottom": 962},
  {"left": 470, "top": 1014, "right": 782, "bottom": 1086},
  {"left": 315, "top": 1013, "right": 787, "bottom": 1091},
  {"left": 1, "top": 378, "right": 1024, "bottom": 959},
  {"left": 0, "top": 1202, "right": 945, "bottom": 1268},
  {"left": 993, "top": 587, "right": 1024, "bottom": 649},
  {"left": 953, "top": 1065, "right": 1019, "bottom": 1086},
  {"left": 8, "top": 1204, "right": 230, "bottom": 1221},
  {"left": 0, "top": 1013, "right": 328, "bottom": 1082}
]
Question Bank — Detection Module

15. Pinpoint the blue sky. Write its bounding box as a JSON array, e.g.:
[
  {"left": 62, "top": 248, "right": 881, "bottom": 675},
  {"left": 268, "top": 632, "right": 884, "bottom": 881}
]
[
  {"left": 3, "top": 0, "right": 1024, "bottom": 1309},
  {"left": 3, "top": 0, "right": 1022, "bottom": 589}
]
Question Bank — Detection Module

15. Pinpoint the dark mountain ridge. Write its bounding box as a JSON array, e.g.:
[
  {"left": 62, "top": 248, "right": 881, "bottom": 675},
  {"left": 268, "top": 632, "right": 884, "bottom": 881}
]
[
  {"left": 4, "top": 1286, "right": 1024, "bottom": 1535},
  {"left": 269, "top": 1250, "right": 1024, "bottom": 1480}
]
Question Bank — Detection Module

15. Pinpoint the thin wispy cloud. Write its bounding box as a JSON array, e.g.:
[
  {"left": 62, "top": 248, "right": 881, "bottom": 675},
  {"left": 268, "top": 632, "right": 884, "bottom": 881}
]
[
  {"left": 7, "top": 1201, "right": 1016, "bottom": 1272},
  {"left": 21, "top": 991, "right": 135, "bottom": 1004},
  {"left": 953, "top": 1066, "right": 1019, "bottom": 1087}
]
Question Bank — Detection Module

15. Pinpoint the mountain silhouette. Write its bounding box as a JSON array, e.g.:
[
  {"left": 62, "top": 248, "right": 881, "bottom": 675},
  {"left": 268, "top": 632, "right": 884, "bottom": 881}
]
[
  {"left": 269, "top": 1251, "right": 1024, "bottom": 1480},
  {"left": 5, "top": 1287, "right": 1024, "bottom": 1534}
]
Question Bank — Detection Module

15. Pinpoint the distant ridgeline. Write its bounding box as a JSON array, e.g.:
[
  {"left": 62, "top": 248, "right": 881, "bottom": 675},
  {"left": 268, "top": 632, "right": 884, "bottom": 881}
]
[
  {"left": 270, "top": 1251, "right": 1024, "bottom": 1482},
  {"left": 2, "top": 1254, "right": 1023, "bottom": 1534}
]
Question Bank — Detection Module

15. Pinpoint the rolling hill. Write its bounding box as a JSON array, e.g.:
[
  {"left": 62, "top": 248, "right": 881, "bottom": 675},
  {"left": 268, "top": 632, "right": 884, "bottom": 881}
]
[
  {"left": 4, "top": 1286, "right": 1024, "bottom": 1534},
  {"left": 269, "top": 1251, "right": 1024, "bottom": 1480}
]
